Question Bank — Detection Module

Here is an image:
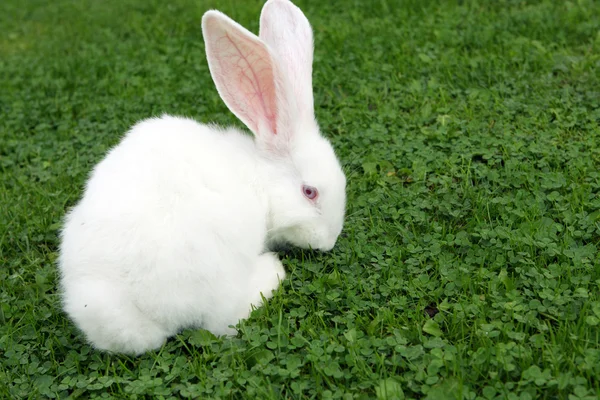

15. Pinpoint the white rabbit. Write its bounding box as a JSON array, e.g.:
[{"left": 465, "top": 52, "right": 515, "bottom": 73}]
[{"left": 57, "top": 0, "right": 346, "bottom": 355}]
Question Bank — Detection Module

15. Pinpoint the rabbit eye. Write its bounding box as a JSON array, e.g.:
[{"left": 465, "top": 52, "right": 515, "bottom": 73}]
[{"left": 302, "top": 185, "right": 318, "bottom": 200}]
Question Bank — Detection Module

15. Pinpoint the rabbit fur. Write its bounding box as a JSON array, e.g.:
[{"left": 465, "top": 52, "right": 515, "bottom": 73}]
[{"left": 58, "top": 0, "right": 346, "bottom": 355}]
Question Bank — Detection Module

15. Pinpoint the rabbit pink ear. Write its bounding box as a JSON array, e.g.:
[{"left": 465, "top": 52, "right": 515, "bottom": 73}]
[
  {"left": 202, "top": 11, "right": 279, "bottom": 138},
  {"left": 259, "top": 0, "right": 315, "bottom": 124}
]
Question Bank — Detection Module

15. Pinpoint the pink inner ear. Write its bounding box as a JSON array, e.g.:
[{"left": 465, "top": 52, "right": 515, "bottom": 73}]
[{"left": 211, "top": 28, "right": 278, "bottom": 135}]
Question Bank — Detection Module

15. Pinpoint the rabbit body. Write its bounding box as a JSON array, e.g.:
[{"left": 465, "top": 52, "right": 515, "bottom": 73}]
[{"left": 59, "top": 116, "right": 285, "bottom": 354}]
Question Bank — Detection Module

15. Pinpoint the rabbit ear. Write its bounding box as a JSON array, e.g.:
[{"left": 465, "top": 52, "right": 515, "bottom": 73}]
[
  {"left": 259, "top": 0, "right": 315, "bottom": 123},
  {"left": 202, "top": 11, "right": 281, "bottom": 138}
]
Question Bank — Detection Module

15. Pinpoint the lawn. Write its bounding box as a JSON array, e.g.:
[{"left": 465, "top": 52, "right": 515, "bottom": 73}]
[{"left": 1, "top": 0, "right": 599, "bottom": 398}]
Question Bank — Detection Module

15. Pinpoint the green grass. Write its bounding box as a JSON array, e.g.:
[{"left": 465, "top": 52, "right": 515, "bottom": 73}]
[{"left": 1, "top": 0, "right": 599, "bottom": 398}]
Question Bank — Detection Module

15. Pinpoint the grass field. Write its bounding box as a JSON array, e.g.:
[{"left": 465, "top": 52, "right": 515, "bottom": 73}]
[{"left": 1, "top": 0, "right": 600, "bottom": 398}]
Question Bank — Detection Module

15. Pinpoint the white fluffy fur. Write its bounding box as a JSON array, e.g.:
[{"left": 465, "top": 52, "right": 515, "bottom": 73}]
[{"left": 58, "top": 0, "right": 346, "bottom": 355}]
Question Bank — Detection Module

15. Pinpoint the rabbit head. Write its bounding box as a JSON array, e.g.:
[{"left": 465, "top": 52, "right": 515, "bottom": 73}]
[{"left": 202, "top": 0, "right": 346, "bottom": 251}]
